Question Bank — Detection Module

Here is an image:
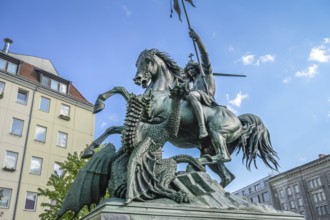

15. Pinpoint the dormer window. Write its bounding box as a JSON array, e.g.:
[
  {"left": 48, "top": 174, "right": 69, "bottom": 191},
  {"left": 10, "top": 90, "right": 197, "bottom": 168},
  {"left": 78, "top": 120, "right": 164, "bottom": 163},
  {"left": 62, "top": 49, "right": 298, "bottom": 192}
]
[
  {"left": 0, "top": 56, "right": 19, "bottom": 75},
  {"left": 40, "top": 74, "right": 68, "bottom": 94}
]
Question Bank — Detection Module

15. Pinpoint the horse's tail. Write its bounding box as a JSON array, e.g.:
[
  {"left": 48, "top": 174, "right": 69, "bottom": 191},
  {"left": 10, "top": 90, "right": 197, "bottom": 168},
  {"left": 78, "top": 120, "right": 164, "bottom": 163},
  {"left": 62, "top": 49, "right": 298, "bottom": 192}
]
[{"left": 237, "top": 114, "right": 279, "bottom": 171}]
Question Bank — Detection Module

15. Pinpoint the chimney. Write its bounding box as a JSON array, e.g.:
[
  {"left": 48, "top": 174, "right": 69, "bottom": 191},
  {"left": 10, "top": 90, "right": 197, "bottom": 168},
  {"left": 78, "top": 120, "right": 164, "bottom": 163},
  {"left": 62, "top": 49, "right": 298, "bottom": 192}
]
[
  {"left": 3, "top": 38, "right": 13, "bottom": 54},
  {"left": 319, "top": 154, "right": 326, "bottom": 158}
]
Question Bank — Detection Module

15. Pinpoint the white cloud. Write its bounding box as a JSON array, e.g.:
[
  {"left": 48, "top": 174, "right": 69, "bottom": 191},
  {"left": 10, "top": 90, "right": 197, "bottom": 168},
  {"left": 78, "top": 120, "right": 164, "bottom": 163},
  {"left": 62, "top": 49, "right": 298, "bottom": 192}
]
[
  {"left": 327, "top": 111, "right": 330, "bottom": 118},
  {"left": 228, "top": 45, "right": 234, "bottom": 52},
  {"left": 241, "top": 54, "right": 255, "bottom": 65},
  {"left": 259, "top": 54, "right": 275, "bottom": 63},
  {"left": 122, "top": 5, "right": 131, "bottom": 17},
  {"left": 295, "top": 64, "right": 318, "bottom": 78},
  {"left": 283, "top": 76, "right": 292, "bottom": 84},
  {"left": 229, "top": 92, "right": 248, "bottom": 107},
  {"left": 240, "top": 53, "right": 276, "bottom": 66},
  {"left": 323, "top": 38, "right": 330, "bottom": 44},
  {"left": 308, "top": 46, "right": 330, "bottom": 63},
  {"left": 100, "top": 122, "right": 107, "bottom": 129}
]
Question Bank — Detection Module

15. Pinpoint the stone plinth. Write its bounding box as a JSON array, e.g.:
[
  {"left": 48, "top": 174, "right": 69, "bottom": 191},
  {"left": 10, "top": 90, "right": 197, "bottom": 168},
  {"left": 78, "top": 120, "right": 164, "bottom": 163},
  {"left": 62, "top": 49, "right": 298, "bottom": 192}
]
[
  {"left": 82, "top": 198, "right": 304, "bottom": 220},
  {"left": 82, "top": 172, "right": 303, "bottom": 220}
]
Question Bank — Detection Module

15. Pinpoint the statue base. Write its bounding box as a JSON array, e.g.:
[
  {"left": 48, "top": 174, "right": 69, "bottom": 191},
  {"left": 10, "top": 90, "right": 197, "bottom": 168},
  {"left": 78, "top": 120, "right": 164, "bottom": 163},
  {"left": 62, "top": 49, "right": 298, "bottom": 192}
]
[
  {"left": 82, "top": 198, "right": 303, "bottom": 220},
  {"left": 82, "top": 172, "right": 303, "bottom": 220}
]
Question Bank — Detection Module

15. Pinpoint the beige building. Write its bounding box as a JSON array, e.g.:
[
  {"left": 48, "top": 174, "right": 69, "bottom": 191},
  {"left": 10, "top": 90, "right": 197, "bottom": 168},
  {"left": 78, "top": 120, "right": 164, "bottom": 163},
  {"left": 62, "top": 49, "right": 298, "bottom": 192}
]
[{"left": 0, "top": 38, "right": 94, "bottom": 219}]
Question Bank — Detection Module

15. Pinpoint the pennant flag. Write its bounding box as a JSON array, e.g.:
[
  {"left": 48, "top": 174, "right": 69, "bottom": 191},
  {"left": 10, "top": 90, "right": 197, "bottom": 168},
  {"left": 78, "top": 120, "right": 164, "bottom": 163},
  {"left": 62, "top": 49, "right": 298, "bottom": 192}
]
[{"left": 170, "top": 0, "right": 195, "bottom": 21}]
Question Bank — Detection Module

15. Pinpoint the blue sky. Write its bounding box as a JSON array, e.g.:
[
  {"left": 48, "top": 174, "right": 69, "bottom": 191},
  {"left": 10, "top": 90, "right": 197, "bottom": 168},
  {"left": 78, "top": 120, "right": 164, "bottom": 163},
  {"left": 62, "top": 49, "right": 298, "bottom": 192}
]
[{"left": 3, "top": 0, "right": 330, "bottom": 192}]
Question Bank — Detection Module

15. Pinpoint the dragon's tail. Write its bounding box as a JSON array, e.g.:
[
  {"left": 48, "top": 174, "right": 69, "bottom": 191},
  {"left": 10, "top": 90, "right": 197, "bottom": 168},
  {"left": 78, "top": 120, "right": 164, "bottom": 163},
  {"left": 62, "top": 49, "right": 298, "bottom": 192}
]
[
  {"left": 237, "top": 114, "right": 279, "bottom": 171},
  {"left": 171, "top": 154, "right": 206, "bottom": 172}
]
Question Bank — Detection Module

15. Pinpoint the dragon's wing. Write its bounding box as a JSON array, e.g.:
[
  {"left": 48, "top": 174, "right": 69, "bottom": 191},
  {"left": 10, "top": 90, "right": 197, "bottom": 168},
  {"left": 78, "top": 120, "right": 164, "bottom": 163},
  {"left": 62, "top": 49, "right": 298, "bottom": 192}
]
[{"left": 56, "top": 143, "right": 118, "bottom": 219}]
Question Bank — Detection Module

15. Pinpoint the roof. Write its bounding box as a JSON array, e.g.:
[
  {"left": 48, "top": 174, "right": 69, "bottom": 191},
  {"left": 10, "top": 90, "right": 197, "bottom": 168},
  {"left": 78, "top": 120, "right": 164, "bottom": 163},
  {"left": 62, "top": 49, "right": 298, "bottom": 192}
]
[
  {"left": 1, "top": 51, "right": 92, "bottom": 106},
  {"left": 269, "top": 154, "right": 330, "bottom": 182},
  {"left": 8, "top": 52, "right": 59, "bottom": 76}
]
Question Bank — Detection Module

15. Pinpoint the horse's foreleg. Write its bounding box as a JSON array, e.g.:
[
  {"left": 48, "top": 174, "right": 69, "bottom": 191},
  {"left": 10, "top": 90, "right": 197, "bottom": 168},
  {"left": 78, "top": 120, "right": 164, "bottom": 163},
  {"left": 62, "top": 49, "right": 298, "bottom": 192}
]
[
  {"left": 94, "top": 86, "right": 131, "bottom": 113},
  {"left": 81, "top": 126, "right": 124, "bottom": 158}
]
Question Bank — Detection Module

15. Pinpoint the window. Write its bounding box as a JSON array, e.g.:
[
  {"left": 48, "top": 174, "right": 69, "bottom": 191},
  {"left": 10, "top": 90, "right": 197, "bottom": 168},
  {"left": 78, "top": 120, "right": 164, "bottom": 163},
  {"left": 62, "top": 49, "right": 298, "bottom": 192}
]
[
  {"left": 286, "top": 187, "right": 292, "bottom": 196},
  {"left": 297, "top": 198, "right": 303, "bottom": 207},
  {"left": 50, "top": 79, "right": 59, "bottom": 90},
  {"left": 57, "top": 132, "right": 68, "bottom": 148},
  {"left": 54, "top": 162, "right": 63, "bottom": 176},
  {"left": 60, "top": 104, "right": 70, "bottom": 116},
  {"left": 262, "top": 192, "right": 269, "bottom": 202},
  {"left": 16, "top": 89, "right": 28, "bottom": 105},
  {"left": 316, "top": 205, "right": 328, "bottom": 216},
  {"left": 312, "top": 191, "right": 326, "bottom": 202},
  {"left": 0, "top": 188, "right": 12, "bottom": 208},
  {"left": 282, "top": 203, "right": 288, "bottom": 211},
  {"left": 29, "top": 157, "right": 43, "bottom": 175},
  {"left": 294, "top": 184, "right": 300, "bottom": 193},
  {"left": 24, "top": 192, "right": 37, "bottom": 211},
  {"left": 34, "top": 125, "right": 47, "bottom": 142},
  {"left": 3, "top": 151, "right": 18, "bottom": 171},
  {"left": 59, "top": 83, "right": 67, "bottom": 93},
  {"left": 41, "top": 75, "right": 68, "bottom": 94},
  {"left": 39, "top": 96, "right": 50, "bottom": 112},
  {"left": 279, "top": 189, "right": 285, "bottom": 198},
  {"left": 0, "top": 81, "right": 5, "bottom": 95},
  {"left": 289, "top": 200, "right": 295, "bottom": 209},
  {"left": 251, "top": 196, "right": 259, "bottom": 203},
  {"left": 0, "top": 57, "right": 18, "bottom": 74},
  {"left": 309, "top": 177, "right": 322, "bottom": 188},
  {"left": 10, "top": 118, "right": 24, "bottom": 136},
  {"left": 254, "top": 184, "right": 261, "bottom": 191}
]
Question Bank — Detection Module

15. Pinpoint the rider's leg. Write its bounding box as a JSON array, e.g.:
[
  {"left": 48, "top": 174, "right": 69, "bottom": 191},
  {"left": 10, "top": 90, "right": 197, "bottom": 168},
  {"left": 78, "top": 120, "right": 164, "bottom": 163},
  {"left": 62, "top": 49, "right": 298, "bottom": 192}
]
[{"left": 186, "top": 92, "right": 208, "bottom": 139}]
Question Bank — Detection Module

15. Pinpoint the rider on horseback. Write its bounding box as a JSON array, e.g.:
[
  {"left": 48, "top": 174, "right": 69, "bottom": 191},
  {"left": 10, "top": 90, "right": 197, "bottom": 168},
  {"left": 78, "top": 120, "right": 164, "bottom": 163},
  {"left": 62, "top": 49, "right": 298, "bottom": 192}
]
[{"left": 184, "top": 29, "right": 217, "bottom": 139}]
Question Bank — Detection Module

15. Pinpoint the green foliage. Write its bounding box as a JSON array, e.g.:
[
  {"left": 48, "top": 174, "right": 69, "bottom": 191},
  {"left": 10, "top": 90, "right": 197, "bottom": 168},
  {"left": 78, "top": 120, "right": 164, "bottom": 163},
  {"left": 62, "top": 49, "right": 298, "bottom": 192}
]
[
  {"left": 38, "top": 151, "right": 88, "bottom": 220},
  {"left": 0, "top": 189, "right": 3, "bottom": 218}
]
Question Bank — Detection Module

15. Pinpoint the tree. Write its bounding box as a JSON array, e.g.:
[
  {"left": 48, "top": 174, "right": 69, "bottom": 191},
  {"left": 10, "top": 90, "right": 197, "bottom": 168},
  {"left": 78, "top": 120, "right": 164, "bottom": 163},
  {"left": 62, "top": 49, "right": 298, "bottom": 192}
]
[
  {"left": 38, "top": 151, "right": 89, "bottom": 220},
  {"left": 0, "top": 189, "right": 4, "bottom": 218}
]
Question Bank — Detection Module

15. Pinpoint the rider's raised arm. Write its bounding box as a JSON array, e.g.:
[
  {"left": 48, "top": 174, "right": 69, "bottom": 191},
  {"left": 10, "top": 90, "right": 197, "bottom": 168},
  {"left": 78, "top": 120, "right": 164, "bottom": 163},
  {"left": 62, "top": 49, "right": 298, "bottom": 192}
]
[{"left": 189, "top": 29, "right": 212, "bottom": 75}]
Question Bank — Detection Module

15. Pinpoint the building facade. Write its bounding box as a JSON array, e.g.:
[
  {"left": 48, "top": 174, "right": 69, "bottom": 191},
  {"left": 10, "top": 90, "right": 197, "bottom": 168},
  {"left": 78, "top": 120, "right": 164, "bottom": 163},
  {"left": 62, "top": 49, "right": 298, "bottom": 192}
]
[
  {"left": 232, "top": 154, "right": 330, "bottom": 220},
  {"left": 233, "top": 175, "right": 275, "bottom": 207},
  {"left": 0, "top": 39, "right": 95, "bottom": 219},
  {"left": 269, "top": 154, "right": 330, "bottom": 220}
]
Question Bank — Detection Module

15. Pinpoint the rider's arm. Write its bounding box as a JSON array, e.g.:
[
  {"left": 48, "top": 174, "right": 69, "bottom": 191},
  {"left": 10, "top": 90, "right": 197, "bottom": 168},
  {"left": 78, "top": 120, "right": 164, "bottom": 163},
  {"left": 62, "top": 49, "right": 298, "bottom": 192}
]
[{"left": 189, "top": 29, "right": 212, "bottom": 75}]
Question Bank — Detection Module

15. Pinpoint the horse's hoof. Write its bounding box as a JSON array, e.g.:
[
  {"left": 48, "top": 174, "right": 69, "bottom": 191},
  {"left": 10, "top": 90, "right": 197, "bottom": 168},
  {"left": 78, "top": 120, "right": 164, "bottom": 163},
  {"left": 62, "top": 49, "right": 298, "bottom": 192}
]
[
  {"left": 124, "top": 198, "right": 133, "bottom": 205},
  {"left": 81, "top": 149, "right": 94, "bottom": 159}
]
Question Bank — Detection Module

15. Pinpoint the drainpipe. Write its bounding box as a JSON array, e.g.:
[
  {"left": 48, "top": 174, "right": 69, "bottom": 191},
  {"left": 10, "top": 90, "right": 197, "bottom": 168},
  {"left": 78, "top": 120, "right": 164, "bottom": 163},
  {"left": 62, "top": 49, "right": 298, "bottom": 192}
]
[{"left": 12, "top": 88, "right": 36, "bottom": 219}]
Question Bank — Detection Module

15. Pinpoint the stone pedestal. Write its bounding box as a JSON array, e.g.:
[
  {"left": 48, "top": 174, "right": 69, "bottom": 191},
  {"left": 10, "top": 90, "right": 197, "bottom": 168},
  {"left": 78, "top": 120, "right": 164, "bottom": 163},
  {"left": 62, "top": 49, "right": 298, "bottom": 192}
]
[
  {"left": 82, "top": 172, "right": 303, "bottom": 220},
  {"left": 82, "top": 198, "right": 304, "bottom": 220}
]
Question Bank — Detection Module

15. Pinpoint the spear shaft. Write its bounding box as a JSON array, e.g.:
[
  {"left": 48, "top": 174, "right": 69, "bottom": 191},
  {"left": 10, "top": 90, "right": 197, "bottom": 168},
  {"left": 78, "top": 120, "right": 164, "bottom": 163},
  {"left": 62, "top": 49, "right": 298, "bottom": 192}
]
[{"left": 181, "top": 0, "right": 209, "bottom": 93}]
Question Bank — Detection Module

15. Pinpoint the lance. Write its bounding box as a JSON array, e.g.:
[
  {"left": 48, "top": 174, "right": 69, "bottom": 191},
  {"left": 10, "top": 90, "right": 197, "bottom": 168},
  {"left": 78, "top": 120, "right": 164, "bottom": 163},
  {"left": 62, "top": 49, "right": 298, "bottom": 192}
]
[
  {"left": 213, "top": 73, "right": 246, "bottom": 77},
  {"left": 181, "top": 0, "right": 210, "bottom": 94}
]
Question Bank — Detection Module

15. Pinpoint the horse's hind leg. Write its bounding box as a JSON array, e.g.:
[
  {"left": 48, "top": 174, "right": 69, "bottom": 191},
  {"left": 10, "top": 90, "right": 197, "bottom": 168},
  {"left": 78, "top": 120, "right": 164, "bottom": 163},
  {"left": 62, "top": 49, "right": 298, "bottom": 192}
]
[
  {"left": 208, "top": 163, "right": 235, "bottom": 188},
  {"left": 208, "top": 129, "right": 231, "bottom": 163}
]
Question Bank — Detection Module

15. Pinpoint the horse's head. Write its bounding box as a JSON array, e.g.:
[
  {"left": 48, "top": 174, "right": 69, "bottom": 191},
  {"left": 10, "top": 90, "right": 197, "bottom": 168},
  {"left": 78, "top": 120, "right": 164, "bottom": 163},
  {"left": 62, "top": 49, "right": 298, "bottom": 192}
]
[
  {"left": 134, "top": 49, "right": 183, "bottom": 91},
  {"left": 134, "top": 49, "right": 159, "bottom": 89}
]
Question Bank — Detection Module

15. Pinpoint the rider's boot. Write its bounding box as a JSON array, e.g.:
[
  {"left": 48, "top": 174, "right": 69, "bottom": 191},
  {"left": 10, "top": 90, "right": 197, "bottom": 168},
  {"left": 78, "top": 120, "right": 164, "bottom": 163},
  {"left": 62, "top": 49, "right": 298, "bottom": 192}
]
[{"left": 186, "top": 94, "right": 208, "bottom": 139}]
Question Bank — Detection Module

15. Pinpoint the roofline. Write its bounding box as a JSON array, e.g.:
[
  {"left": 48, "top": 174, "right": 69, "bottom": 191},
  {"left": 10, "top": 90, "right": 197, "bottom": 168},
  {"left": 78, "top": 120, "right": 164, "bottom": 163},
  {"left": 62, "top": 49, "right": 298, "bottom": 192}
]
[{"left": 269, "top": 154, "right": 330, "bottom": 183}]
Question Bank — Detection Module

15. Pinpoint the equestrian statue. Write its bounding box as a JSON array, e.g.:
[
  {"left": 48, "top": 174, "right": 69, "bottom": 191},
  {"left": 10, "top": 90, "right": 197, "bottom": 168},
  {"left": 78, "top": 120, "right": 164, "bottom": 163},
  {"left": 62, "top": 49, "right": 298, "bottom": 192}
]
[{"left": 56, "top": 29, "right": 279, "bottom": 219}]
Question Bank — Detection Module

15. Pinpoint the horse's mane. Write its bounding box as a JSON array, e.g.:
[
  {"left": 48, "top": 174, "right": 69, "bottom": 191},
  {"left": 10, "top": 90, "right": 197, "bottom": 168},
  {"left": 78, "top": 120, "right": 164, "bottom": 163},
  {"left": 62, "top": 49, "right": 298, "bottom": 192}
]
[{"left": 143, "top": 49, "right": 184, "bottom": 80}]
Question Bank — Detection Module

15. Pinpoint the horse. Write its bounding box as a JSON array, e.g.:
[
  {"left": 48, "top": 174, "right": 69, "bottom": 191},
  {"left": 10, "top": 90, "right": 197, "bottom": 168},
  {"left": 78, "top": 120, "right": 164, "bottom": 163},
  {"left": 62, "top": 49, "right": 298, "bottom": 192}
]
[{"left": 92, "top": 49, "right": 279, "bottom": 187}]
